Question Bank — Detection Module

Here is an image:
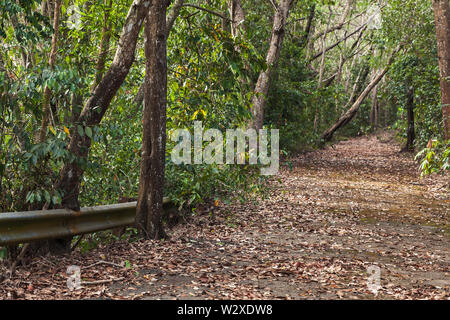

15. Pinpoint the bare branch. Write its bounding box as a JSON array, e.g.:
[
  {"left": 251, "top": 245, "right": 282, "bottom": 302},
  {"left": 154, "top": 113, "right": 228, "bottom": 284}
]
[
  {"left": 309, "top": 23, "right": 367, "bottom": 62},
  {"left": 182, "top": 3, "right": 231, "bottom": 21}
]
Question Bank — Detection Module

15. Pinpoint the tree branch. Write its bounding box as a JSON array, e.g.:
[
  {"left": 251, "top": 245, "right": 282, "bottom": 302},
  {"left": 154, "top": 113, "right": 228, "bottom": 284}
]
[{"left": 182, "top": 3, "right": 231, "bottom": 21}]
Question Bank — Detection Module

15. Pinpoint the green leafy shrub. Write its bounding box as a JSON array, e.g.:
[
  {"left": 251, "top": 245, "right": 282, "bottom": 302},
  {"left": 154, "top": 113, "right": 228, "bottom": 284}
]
[{"left": 415, "top": 139, "right": 450, "bottom": 176}]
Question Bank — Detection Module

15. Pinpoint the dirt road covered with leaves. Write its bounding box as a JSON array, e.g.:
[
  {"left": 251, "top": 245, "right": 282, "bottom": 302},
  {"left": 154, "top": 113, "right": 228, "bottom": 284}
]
[{"left": 1, "top": 133, "right": 449, "bottom": 299}]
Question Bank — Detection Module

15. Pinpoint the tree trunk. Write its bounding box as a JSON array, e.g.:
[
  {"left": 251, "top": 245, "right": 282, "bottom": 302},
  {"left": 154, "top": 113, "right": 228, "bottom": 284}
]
[
  {"left": 432, "top": 0, "right": 450, "bottom": 139},
  {"left": 134, "top": 2, "right": 185, "bottom": 109},
  {"left": 314, "top": 7, "right": 333, "bottom": 132},
  {"left": 300, "top": 4, "right": 315, "bottom": 48},
  {"left": 405, "top": 82, "right": 415, "bottom": 150},
  {"left": 370, "top": 84, "right": 379, "bottom": 130},
  {"left": 54, "top": 0, "right": 148, "bottom": 212},
  {"left": 135, "top": 0, "right": 168, "bottom": 240},
  {"left": 229, "top": 0, "right": 246, "bottom": 38},
  {"left": 166, "top": 0, "right": 185, "bottom": 33},
  {"left": 251, "top": 0, "right": 294, "bottom": 130},
  {"left": 352, "top": 62, "right": 370, "bottom": 104}
]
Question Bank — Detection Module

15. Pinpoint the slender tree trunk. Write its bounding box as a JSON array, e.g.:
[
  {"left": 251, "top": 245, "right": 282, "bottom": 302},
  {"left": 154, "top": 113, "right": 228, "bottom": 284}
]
[
  {"left": 166, "top": 0, "right": 185, "bottom": 33},
  {"left": 91, "top": 0, "right": 113, "bottom": 91},
  {"left": 135, "top": 0, "right": 168, "bottom": 240},
  {"left": 314, "top": 7, "right": 333, "bottom": 132},
  {"left": 370, "top": 84, "right": 378, "bottom": 130},
  {"left": 351, "top": 62, "right": 370, "bottom": 104},
  {"left": 38, "top": 0, "right": 61, "bottom": 143},
  {"left": 405, "top": 82, "right": 415, "bottom": 150},
  {"left": 300, "top": 4, "right": 315, "bottom": 47},
  {"left": 229, "top": 0, "right": 246, "bottom": 38},
  {"left": 46, "top": 0, "right": 54, "bottom": 22},
  {"left": 251, "top": 0, "right": 294, "bottom": 130},
  {"left": 432, "top": 0, "right": 450, "bottom": 139}
]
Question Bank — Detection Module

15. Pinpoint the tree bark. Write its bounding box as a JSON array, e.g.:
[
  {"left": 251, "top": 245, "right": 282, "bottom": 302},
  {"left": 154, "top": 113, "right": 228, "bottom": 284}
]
[
  {"left": 251, "top": 0, "right": 294, "bottom": 130},
  {"left": 166, "top": 0, "right": 185, "bottom": 33},
  {"left": 370, "top": 84, "right": 379, "bottom": 130},
  {"left": 351, "top": 62, "right": 370, "bottom": 104},
  {"left": 432, "top": 0, "right": 450, "bottom": 139},
  {"left": 314, "top": 7, "right": 333, "bottom": 132},
  {"left": 54, "top": 0, "right": 149, "bottom": 211},
  {"left": 405, "top": 82, "right": 415, "bottom": 150},
  {"left": 135, "top": 0, "right": 168, "bottom": 240},
  {"left": 229, "top": 0, "right": 246, "bottom": 38},
  {"left": 300, "top": 4, "right": 315, "bottom": 47},
  {"left": 134, "top": 1, "right": 185, "bottom": 108}
]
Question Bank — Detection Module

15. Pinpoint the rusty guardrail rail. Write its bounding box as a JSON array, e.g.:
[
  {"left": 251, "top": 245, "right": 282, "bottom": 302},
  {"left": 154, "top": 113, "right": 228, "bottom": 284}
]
[{"left": 0, "top": 198, "right": 170, "bottom": 246}]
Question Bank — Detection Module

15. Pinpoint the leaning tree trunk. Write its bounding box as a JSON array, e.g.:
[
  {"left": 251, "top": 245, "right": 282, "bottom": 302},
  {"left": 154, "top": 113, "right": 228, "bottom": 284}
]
[
  {"left": 135, "top": 0, "right": 168, "bottom": 240},
  {"left": 321, "top": 51, "right": 398, "bottom": 142},
  {"left": 432, "top": 0, "right": 450, "bottom": 140},
  {"left": 35, "top": 0, "right": 149, "bottom": 255},
  {"left": 54, "top": 0, "right": 148, "bottom": 213},
  {"left": 251, "top": 0, "right": 294, "bottom": 130}
]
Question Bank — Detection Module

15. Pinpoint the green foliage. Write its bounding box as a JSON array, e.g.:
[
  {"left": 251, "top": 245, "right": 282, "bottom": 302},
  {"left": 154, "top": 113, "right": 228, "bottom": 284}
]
[
  {"left": 415, "top": 140, "right": 450, "bottom": 176},
  {"left": 0, "top": 0, "right": 50, "bottom": 42},
  {"left": 0, "top": 0, "right": 446, "bottom": 234},
  {"left": 0, "top": 246, "right": 6, "bottom": 261}
]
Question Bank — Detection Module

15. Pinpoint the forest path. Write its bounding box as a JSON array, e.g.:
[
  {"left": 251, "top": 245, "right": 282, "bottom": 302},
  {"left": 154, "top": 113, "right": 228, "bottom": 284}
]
[{"left": 1, "top": 132, "right": 448, "bottom": 299}]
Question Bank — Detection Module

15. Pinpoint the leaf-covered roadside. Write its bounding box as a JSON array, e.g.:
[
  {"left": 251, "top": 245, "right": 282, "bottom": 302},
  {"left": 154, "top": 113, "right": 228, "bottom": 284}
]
[{"left": 0, "top": 133, "right": 448, "bottom": 300}]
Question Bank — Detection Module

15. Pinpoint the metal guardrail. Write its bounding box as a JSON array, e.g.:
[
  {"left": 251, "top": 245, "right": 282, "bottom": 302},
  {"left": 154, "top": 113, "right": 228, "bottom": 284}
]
[{"left": 0, "top": 198, "right": 170, "bottom": 246}]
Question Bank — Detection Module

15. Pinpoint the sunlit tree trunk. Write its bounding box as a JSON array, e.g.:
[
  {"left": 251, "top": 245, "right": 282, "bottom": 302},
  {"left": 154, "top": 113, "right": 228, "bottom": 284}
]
[
  {"left": 166, "top": 0, "right": 185, "bottom": 33},
  {"left": 251, "top": 0, "right": 294, "bottom": 130},
  {"left": 229, "top": 0, "right": 246, "bottom": 38}
]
